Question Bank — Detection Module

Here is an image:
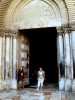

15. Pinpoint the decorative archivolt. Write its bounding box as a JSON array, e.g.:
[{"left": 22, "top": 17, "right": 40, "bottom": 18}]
[
  {"left": 65, "top": 0, "right": 75, "bottom": 22},
  {"left": 0, "top": 0, "right": 68, "bottom": 30}
]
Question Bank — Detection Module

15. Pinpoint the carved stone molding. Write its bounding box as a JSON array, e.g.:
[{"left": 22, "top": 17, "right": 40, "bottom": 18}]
[
  {"left": 0, "top": 29, "right": 18, "bottom": 37},
  {"left": 63, "top": 27, "right": 71, "bottom": 33},
  {"left": 69, "top": 22, "right": 75, "bottom": 31},
  {"left": 62, "top": 23, "right": 71, "bottom": 33},
  {"left": 0, "top": 29, "right": 18, "bottom": 33},
  {"left": 56, "top": 26, "right": 64, "bottom": 35},
  {"left": 62, "top": 22, "right": 75, "bottom": 32}
]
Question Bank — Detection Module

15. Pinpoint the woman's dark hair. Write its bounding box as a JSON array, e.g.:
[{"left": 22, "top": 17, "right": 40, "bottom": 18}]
[{"left": 39, "top": 67, "right": 42, "bottom": 69}]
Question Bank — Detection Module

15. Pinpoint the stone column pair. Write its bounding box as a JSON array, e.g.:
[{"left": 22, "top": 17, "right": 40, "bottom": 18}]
[
  {"left": 57, "top": 26, "right": 73, "bottom": 91},
  {"left": 0, "top": 31, "right": 19, "bottom": 90},
  {"left": 4, "top": 35, "right": 18, "bottom": 90}
]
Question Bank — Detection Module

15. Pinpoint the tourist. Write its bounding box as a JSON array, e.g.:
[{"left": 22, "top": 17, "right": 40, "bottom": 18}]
[
  {"left": 36, "top": 67, "right": 45, "bottom": 91},
  {"left": 18, "top": 66, "right": 25, "bottom": 89}
]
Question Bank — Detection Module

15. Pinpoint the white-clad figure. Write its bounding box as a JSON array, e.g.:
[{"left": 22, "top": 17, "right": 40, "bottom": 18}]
[{"left": 36, "top": 67, "right": 45, "bottom": 91}]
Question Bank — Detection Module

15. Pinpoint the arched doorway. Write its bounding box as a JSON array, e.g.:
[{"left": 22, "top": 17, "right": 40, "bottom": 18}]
[
  {"left": 19, "top": 27, "right": 58, "bottom": 88},
  {"left": 0, "top": 0, "right": 69, "bottom": 91}
]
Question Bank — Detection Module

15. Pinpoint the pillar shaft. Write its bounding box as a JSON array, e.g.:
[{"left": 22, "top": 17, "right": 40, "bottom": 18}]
[
  {"left": 5, "top": 37, "right": 10, "bottom": 79},
  {"left": 12, "top": 37, "right": 17, "bottom": 79},
  {"left": 63, "top": 27, "right": 72, "bottom": 92},
  {"left": 71, "top": 31, "right": 75, "bottom": 78},
  {"left": 12, "top": 37, "right": 17, "bottom": 89},
  {"left": 58, "top": 34, "right": 65, "bottom": 77},
  {"left": 64, "top": 33, "right": 70, "bottom": 78},
  {"left": 0, "top": 37, "right": 2, "bottom": 90},
  {"left": 2, "top": 36, "right": 5, "bottom": 80},
  {"left": 57, "top": 27, "right": 65, "bottom": 91},
  {"left": 9, "top": 37, "right": 13, "bottom": 79},
  {"left": 71, "top": 31, "right": 75, "bottom": 92},
  {"left": 0, "top": 37, "right": 2, "bottom": 79},
  {"left": 70, "top": 33, "right": 73, "bottom": 79}
]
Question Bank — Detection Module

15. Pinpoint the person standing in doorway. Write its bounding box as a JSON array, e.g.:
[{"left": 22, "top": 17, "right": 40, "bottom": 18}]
[
  {"left": 36, "top": 67, "right": 45, "bottom": 91},
  {"left": 18, "top": 66, "right": 25, "bottom": 89}
]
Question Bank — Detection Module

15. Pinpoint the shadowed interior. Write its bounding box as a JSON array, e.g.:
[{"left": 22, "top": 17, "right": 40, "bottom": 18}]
[{"left": 19, "top": 27, "right": 58, "bottom": 85}]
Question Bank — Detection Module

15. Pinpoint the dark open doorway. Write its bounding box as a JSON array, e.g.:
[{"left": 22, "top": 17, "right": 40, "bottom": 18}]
[{"left": 19, "top": 27, "right": 58, "bottom": 86}]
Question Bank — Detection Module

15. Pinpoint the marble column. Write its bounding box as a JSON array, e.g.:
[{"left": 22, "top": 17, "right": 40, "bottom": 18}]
[
  {"left": 9, "top": 37, "right": 13, "bottom": 79},
  {"left": 70, "top": 33, "right": 73, "bottom": 79},
  {"left": 12, "top": 37, "right": 17, "bottom": 89},
  {"left": 63, "top": 27, "right": 72, "bottom": 91},
  {"left": 0, "top": 37, "right": 2, "bottom": 90},
  {"left": 5, "top": 37, "right": 11, "bottom": 90},
  {"left": 71, "top": 30, "right": 75, "bottom": 92},
  {"left": 8, "top": 37, "right": 13, "bottom": 90},
  {"left": 16, "top": 36, "right": 19, "bottom": 87},
  {"left": 5, "top": 37, "right": 10, "bottom": 79},
  {"left": 57, "top": 28, "right": 65, "bottom": 91},
  {"left": 1, "top": 36, "right": 5, "bottom": 90}
]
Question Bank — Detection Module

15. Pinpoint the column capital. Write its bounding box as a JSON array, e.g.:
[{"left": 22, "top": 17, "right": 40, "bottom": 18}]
[
  {"left": 56, "top": 26, "right": 64, "bottom": 35},
  {"left": 69, "top": 22, "right": 75, "bottom": 31},
  {"left": 0, "top": 29, "right": 19, "bottom": 37},
  {"left": 62, "top": 24, "right": 71, "bottom": 33}
]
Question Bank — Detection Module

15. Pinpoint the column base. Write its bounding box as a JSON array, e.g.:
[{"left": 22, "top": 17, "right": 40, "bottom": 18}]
[
  {"left": 0, "top": 79, "right": 1, "bottom": 90},
  {"left": 72, "top": 80, "right": 75, "bottom": 92},
  {"left": 12, "top": 78, "right": 17, "bottom": 89},
  {"left": 59, "top": 77, "right": 65, "bottom": 91},
  {"left": 1, "top": 80, "right": 5, "bottom": 90},
  {"left": 65, "top": 78, "right": 72, "bottom": 92}
]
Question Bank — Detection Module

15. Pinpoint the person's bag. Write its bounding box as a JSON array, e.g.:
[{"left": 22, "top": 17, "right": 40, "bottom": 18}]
[{"left": 37, "top": 77, "right": 40, "bottom": 81}]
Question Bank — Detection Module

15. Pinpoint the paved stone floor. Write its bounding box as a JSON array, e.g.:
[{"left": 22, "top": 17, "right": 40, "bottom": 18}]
[{"left": 0, "top": 88, "right": 75, "bottom": 100}]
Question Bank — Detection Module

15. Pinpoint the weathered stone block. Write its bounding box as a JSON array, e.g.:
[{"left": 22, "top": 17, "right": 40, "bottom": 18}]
[
  {"left": 65, "top": 79, "right": 72, "bottom": 92},
  {"left": 61, "top": 93, "right": 67, "bottom": 100},
  {"left": 72, "top": 80, "right": 75, "bottom": 92},
  {"left": 59, "top": 78, "right": 65, "bottom": 91}
]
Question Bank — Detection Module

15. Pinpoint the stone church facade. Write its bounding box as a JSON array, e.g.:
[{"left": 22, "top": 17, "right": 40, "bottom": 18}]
[{"left": 0, "top": 0, "right": 75, "bottom": 92}]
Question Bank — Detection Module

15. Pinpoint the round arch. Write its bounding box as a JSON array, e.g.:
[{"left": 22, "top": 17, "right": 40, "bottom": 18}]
[{"left": 0, "top": 0, "right": 70, "bottom": 91}]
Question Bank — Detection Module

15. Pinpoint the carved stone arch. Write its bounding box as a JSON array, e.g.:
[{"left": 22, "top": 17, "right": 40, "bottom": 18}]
[
  {"left": 0, "top": 0, "right": 68, "bottom": 30},
  {"left": 10, "top": 0, "right": 62, "bottom": 30}
]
